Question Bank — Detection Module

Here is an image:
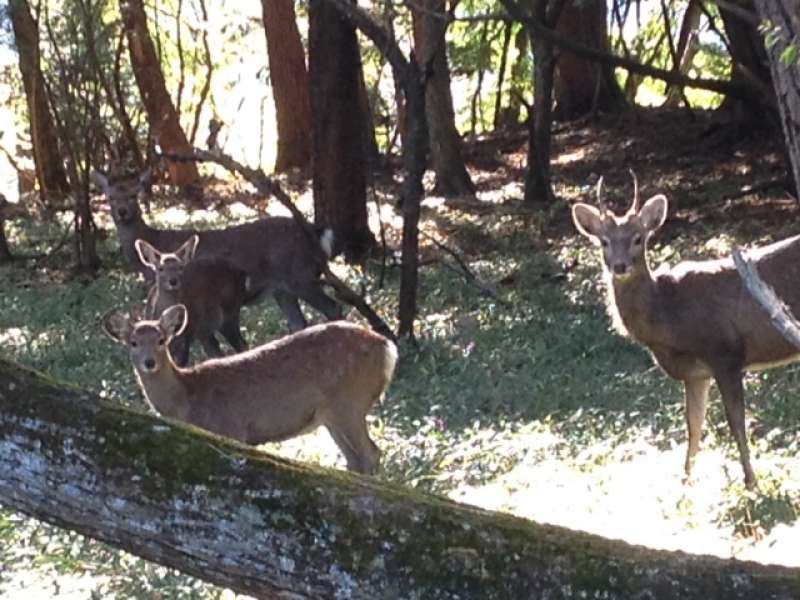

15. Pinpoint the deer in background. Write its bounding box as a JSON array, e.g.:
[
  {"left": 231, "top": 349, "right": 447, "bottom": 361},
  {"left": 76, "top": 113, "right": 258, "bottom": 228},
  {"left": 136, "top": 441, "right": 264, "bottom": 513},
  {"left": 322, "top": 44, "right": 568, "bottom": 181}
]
[
  {"left": 92, "top": 170, "right": 341, "bottom": 332},
  {"left": 571, "top": 173, "right": 800, "bottom": 490},
  {"left": 136, "top": 235, "right": 247, "bottom": 366},
  {"left": 103, "top": 306, "right": 397, "bottom": 474}
]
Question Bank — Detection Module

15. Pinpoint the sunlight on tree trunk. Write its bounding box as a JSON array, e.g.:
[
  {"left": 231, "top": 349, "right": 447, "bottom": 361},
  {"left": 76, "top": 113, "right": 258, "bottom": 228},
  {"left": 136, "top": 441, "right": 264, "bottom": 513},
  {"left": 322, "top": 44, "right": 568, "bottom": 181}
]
[
  {"left": 412, "top": 0, "right": 476, "bottom": 198},
  {"left": 553, "top": 0, "right": 627, "bottom": 120},
  {"left": 8, "top": 0, "right": 70, "bottom": 203},
  {"left": 261, "top": 0, "right": 312, "bottom": 172},
  {"left": 119, "top": 0, "right": 199, "bottom": 188}
]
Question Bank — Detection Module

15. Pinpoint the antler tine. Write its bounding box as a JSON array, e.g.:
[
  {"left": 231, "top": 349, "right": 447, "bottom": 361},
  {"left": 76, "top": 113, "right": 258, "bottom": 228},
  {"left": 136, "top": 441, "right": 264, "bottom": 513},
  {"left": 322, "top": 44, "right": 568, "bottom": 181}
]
[
  {"left": 595, "top": 176, "right": 606, "bottom": 213},
  {"left": 628, "top": 168, "right": 640, "bottom": 214}
]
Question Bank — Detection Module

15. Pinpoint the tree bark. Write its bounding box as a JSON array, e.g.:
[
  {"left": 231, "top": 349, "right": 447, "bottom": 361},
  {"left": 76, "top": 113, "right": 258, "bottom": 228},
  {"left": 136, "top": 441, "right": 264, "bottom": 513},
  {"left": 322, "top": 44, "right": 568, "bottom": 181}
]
[
  {"left": 119, "top": 0, "right": 199, "bottom": 187},
  {"left": 0, "top": 196, "right": 14, "bottom": 262},
  {"left": 2, "top": 358, "right": 800, "bottom": 598},
  {"left": 308, "top": 0, "right": 373, "bottom": 261},
  {"left": 8, "top": 0, "right": 70, "bottom": 203},
  {"left": 261, "top": 0, "right": 313, "bottom": 172},
  {"left": 412, "top": 0, "right": 476, "bottom": 198},
  {"left": 719, "top": 0, "right": 776, "bottom": 121},
  {"left": 552, "top": 0, "right": 627, "bottom": 120},
  {"left": 754, "top": 0, "right": 800, "bottom": 196}
]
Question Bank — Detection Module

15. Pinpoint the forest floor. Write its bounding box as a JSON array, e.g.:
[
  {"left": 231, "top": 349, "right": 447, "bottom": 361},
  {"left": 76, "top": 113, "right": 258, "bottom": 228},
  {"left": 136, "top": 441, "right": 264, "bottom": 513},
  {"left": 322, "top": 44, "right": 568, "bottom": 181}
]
[{"left": 2, "top": 107, "right": 800, "bottom": 598}]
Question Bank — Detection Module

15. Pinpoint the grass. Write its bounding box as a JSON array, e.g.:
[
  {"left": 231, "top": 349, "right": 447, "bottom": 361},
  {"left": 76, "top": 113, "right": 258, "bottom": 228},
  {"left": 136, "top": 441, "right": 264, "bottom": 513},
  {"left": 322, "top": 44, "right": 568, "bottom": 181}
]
[{"left": 2, "top": 163, "right": 800, "bottom": 596}]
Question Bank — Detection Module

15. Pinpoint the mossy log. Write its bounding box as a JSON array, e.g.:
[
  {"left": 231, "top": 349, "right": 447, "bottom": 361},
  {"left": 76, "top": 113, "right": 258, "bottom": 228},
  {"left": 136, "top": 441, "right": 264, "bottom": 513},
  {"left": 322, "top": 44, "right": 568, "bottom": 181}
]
[{"left": 0, "top": 356, "right": 799, "bottom": 599}]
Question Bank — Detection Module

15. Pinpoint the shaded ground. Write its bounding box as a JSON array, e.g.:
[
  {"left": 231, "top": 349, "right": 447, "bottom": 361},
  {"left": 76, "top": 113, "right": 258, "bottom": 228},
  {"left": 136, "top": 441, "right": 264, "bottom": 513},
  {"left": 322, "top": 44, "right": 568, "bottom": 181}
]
[{"left": 1, "top": 107, "right": 799, "bottom": 598}]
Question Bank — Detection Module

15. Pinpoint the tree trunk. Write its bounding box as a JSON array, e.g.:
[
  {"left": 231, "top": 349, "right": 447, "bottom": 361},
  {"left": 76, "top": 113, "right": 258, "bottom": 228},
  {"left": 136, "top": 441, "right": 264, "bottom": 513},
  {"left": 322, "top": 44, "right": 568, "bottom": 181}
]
[
  {"left": 718, "top": 0, "right": 776, "bottom": 122},
  {"left": 308, "top": 0, "right": 373, "bottom": 261},
  {"left": 119, "top": 0, "right": 199, "bottom": 187},
  {"left": 0, "top": 197, "right": 13, "bottom": 262},
  {"left": 526, "top": 30, "right": 557, "bottom": 203},
  {"left": 754, "top": 0, "right": 800, "bottom": 196},
  {"left": 2, "top": 358, "right": 800, "bottom": 598},
  {"left": 8, "top": 0, "right": 70, "bottom": 203},
  {"left": 412, "top": 0, "right": 476, "bottom": 198},
  {"left": 261, "top": 0, "right": 312, "bottom": 172},
  {"left": 664, "top": 0, "right": 703, "bottom": 107},
  {"left": 552, "top": 0, "right": 627, "bottom": 120}
]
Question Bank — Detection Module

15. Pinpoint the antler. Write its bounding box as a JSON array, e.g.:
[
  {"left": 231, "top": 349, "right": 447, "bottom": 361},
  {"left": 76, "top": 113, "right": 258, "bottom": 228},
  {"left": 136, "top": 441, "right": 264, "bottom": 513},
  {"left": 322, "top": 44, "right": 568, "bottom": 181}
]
[
  {"left": 595, "top": 176, "right": 607, "bottom": 214},
  {"left": 628, "top": 169, "right": 640, "bottom": 214}
]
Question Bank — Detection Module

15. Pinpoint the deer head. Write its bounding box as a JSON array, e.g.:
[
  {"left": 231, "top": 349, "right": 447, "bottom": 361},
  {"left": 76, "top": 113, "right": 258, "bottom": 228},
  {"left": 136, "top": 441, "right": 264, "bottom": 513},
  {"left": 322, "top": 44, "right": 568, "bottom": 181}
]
[
  {"left": 135, "top": 236, "right": 199, "bottom": 292},
  {"left": 103, "top": 305, "right": 188, "bottom": 374},
  {"left": 92, "top": 169, "right": 151, "bottom": 225},
  {"left": 572, "top": 175, "right": 668, "bottom": 279}
]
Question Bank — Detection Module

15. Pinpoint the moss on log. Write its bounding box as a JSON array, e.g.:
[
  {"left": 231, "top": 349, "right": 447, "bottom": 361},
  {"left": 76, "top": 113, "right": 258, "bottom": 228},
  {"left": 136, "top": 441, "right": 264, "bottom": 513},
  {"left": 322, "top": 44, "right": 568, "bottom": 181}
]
[{"left": 0, "top": 356, "right": 798, "bottom": 599}]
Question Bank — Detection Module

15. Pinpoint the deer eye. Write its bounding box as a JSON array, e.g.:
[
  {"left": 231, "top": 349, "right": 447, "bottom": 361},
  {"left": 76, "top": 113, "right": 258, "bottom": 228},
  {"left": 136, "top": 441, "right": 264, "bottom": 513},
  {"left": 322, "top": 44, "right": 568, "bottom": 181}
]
[
  {"left": 600, "top": 238, "right": 610, "bottom": 248},
  {"left": 632, "top": 234, "right": 643, "bottom": 246},
  {"left": 158, "top": 338, "right": 166, "bottom": 346},
  {"left": 130, "top": 340, "right": 138, "bottom": 348}
]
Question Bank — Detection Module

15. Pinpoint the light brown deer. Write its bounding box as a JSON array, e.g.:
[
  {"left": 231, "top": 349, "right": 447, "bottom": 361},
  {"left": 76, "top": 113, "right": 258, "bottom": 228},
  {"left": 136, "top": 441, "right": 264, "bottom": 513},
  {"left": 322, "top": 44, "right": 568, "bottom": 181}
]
[
  {"left": 102, "top": 305, "right": 396, "bottom": 474},
  {"left": 136, "top": 235, "right": 248, "bottom": 366},
  {"left": 92, "top": 169, "right": 340, "bottom": 332},
  {"left": 572, "top": 174, "right": 800, "bottom": 490}
]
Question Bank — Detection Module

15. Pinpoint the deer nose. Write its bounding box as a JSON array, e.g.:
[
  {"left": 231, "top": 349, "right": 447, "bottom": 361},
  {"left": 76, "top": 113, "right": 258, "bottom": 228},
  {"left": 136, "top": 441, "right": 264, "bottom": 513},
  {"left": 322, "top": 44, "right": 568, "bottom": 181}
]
[
  {"left": 612, "top": 263, "right": 629, "bottom": 275},
  {"left": 118, "top": 208, "right": 128, "bottom": 219},
  {"left": 168, "top": 278, "right": 179, "bottom": 288},
  {"left": 143, "top": 358, "right": 156, "bottom": 371}
]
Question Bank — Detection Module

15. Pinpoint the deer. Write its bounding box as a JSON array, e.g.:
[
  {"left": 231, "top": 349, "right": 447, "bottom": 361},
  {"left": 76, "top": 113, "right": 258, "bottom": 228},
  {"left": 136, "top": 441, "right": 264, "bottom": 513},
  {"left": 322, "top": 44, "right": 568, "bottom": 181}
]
[
  {"left": 92, "top": 169, "right": 341, "bottom": 333},
  {"left": 571, "top": 173, "right": 800, "bottom": 490},
  {"left": 102, "top": 305, "right": 397, "bottom": 475},
  {"left": 135, "top": 235, "right": 248, "bottom": 366}
]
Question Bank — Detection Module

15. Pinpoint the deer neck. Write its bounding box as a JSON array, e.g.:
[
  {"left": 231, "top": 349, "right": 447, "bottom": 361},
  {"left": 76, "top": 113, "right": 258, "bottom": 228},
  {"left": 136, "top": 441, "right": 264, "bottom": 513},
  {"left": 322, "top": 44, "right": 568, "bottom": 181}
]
[
  {"left": 605, "top": 265, "right": 659, "bottom": 342},
  {"left": 134, "top": 363, "right": 190, "bottom": 420}
]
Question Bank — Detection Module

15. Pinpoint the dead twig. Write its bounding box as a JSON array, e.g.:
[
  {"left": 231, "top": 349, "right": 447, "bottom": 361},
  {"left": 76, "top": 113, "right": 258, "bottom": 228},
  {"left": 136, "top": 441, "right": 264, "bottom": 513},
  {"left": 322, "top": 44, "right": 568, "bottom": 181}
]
[
  {"left": 420, "top": 230, "right": 509, "bottom": 306},
  {"left": 733, "top": 249, "right": 800, "bottom": 349}
]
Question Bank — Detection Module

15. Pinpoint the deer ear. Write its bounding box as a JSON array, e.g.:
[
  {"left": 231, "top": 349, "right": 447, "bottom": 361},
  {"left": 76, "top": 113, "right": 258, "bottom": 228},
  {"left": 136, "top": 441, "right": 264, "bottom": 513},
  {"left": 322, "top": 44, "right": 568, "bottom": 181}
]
[
  {"left": 102, "top": 311, "right": 132, "bottom": 343},
  {"left": 572, "top": 203, "right": 605, "bottom": 241},
  {"left": 639, "top": 194, "right": 668, "bottom": 232},
  {"left": 160, "top": 304, "right": 188, "bottom": 339},
  {"left": 91, "top": 171, "right": 110, "bottom": 193},
  {"left": 175, "top": 235, "right": 199, "bottom": 263},
  {"left": 135, "top": 239, "right": 160, "bottom": 270}
]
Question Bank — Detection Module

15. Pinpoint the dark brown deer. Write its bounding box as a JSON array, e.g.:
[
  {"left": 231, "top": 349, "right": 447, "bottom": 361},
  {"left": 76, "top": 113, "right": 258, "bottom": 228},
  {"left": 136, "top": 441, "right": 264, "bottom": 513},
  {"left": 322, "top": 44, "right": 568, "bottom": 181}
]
[
  {"left": 136, "top": 235, "right": 248, "bottom": 366},
  {"left": 103, "top": 305, "right": 397, "bottom": 474},
  {"left": 92, "top": 169, "right": 340, "bottom": 332},
  {"left": 571, "top": 174, "right": 800, "bottom": 490}
]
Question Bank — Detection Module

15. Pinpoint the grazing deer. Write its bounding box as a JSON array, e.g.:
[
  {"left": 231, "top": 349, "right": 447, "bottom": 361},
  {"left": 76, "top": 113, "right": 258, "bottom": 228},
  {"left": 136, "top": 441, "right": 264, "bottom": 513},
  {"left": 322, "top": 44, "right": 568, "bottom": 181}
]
[
  {"left": 136, "top": 235, "right": 247, "bottom": 366},
  {"left": 92, "top": 169, "right": 340, "bottom": 332},
  {"left": 103, "top": 305, "right": 397, "bottom": 474},
  {"left": 571, "top": 174, "right": 800, "bottom": 490}
]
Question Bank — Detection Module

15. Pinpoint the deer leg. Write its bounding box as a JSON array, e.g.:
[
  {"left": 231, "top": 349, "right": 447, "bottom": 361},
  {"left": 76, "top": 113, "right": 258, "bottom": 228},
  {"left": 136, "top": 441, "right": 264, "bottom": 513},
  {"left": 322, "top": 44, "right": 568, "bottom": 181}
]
[
  {"left": 713, "top": 367, "right": 756, "bottom": 490},
  {"left": 220, "top": 316, "right": 247, "bottom": 353},
  {"left": 295, "top": 282, "right": 343, "bottom": 322},
  {"left": 326, "top": 412, "right": 381, "bottom": 475},
  {"left": 273, "top": 290, "right": 307, "bottom": 332},
  {"left": 683, "top": 377, "right": 712, "bottom": 481},
  {"left": 199, "top": 333, "right": 223, "bottom": 359}
]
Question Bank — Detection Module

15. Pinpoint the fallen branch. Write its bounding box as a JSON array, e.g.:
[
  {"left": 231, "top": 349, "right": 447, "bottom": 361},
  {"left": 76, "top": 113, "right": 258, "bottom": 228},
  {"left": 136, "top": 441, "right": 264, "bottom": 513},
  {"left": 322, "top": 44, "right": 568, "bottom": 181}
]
[
  {"left": 1, "top": 357, "right": 799, "bottom": 598},
  {"left": 733, "top": 249, "right": 800, "bottom": 349},
  {"left": 159, "top": 149, "right": 395, "bottom": 342}
]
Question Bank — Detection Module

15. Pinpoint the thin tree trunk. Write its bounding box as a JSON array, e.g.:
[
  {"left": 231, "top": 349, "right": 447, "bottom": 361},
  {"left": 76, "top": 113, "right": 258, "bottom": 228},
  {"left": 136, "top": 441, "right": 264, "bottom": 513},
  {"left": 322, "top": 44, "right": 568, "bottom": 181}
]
[
  {"left": 0, "top": 197, "right": 13, "bottom": 262},
  {"left": 8, "top": 0, "right": 70, "bottom": 203},
  {"left": 119, "top": 0, "right": 199, "bottom": 188},
  {"left": 261, "top": 0, "right": 312, "bottom": 172},
  {"left": 308, "top": 0, "right": 373, "bottom": 261},
  {"left": 412, "top": 0, "right": 476, "bottom": 197},
  {"left": 493, "top": 22, "right": 514, "bottom": 130},
  {"left": 754, "top": 0, "right": 800, "bottom": 196},
  {"left": 2, "top": 357, "right": 800, "bottom": 598},
  {"left": 552, "top": 0, "right": 627, "bottom": 120},
  {"left": 664, "top": 0, "right": 703, "bottom": 107}
]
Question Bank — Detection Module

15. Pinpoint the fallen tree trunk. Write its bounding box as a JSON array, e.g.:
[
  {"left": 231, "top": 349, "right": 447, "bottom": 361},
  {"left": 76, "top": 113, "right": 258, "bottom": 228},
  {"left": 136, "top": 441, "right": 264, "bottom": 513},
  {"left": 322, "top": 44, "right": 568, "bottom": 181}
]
[{"left": 1, "top": 356, "right": 798, "bottom": 599}]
